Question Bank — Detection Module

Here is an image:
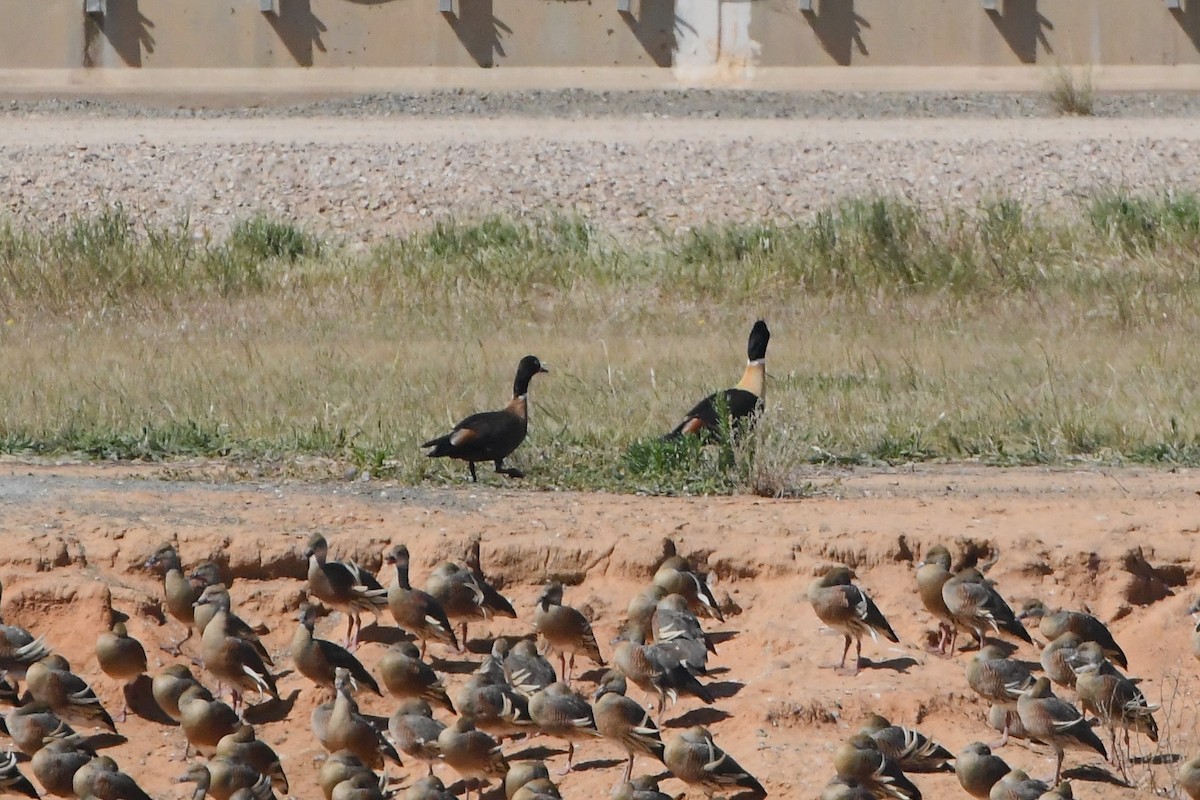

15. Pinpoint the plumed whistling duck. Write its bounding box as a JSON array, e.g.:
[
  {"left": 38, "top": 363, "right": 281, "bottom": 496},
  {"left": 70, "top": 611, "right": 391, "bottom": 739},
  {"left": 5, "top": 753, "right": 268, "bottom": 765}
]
[
  {"left": 421, "top": 355, "right": 549, "bottom": 482},
  {"left": 666, "top": 319, "right": 770, "bottom": 439}
]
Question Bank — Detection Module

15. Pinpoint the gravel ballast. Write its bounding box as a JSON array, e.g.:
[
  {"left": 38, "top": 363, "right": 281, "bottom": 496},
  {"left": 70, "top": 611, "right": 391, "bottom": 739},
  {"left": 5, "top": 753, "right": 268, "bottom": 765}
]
[{"left": 6, "top": 89, "right": 1200, "bottom": 119}]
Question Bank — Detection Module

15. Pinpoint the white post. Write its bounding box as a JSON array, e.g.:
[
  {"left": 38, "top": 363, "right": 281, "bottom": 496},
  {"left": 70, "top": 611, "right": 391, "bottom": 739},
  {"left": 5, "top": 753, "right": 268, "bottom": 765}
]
[{"left": 673, "top": 0, "right": 720, "bottom": 70}]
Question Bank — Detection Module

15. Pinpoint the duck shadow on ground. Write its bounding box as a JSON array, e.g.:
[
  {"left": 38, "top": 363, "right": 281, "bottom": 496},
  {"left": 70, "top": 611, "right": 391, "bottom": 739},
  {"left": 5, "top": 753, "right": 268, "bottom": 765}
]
[
  {"left": 707, "top": 630, "right": 740, "bottom": 646},
  {"left": 705, "top": 680, "right": 745, "bottom": 699},
  {"left": 573, "top": 757, "right": 626, "bottom": 772},
  {"left": 1062, "top": 764, "right": 1129, "bottom": 786},
  {"left": 125, "top": 675, "right": 175, "bottom": 725},
  {"left": 465, "top": 636, "right": 500, "bottom": 655},
  {"left": 506, "top": 744, "right": 568, "bottom": 761},
  {"left": 81, "top": 732, "right": 128, "bottom": 751},
  {"left": 243, "top": 689, "right": 300, "bottom": 724},
  {"left": 576, "top": 667, "right": 609, "bottom": 684},
  {"left": 953, "top": 639, "right": 1021, "bottom": 657},
  {"left": 663, "top": 707, "right": 733, "bottom": 728},
  {"left": 357, "top": 623, "right": 410, "bottom": 647},
  {"left": 858, "top": 656, "right": 920, "bottom": 674},
  {"left": 430, "top": 655, "right": 481, "bottom": 674}
]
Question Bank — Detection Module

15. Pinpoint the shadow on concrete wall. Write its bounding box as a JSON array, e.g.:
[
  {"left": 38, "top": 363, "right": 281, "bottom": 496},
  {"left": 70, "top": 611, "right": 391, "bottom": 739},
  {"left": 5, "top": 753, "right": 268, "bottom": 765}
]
[
  {"left": 802, "top": 0, "right": 868, "bottom": 66},
  {"left": 84, "top": 0, "right": 155, "bottom": 67},
  {"left": 268, "top": 0, "right": 328, "bottom": 66},
  {"left": 986, "top": 0, "right": 1053, "bottom": 64},
  {"left": 619, "top": 0, "right": 678, "bottom": 68},
  {"left": 443, "top": 0, "right": 510, "bottom": 68},
  {"left": 1171, "top": 5, "right": 1200, "bottom": 54}
]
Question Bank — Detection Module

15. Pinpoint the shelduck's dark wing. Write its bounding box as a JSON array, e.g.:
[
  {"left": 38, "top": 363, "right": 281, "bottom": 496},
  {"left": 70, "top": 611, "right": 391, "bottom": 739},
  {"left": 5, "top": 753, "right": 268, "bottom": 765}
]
[
  {"left": 666, "top": 388, "right": 761, "bottom": 439},
  {"left": 422, "top": 409, "right": 527, "bottom": 462}
]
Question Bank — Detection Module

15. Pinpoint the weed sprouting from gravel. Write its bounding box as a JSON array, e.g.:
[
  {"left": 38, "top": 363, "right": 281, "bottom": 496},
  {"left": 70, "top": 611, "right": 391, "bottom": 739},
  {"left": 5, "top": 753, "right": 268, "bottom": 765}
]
[
  {"left": 1049, "top": 65, "right": 1096, "bottom": 116},
  {"left": 3, "top": 195, "right": 1200, "bottom": 493}
]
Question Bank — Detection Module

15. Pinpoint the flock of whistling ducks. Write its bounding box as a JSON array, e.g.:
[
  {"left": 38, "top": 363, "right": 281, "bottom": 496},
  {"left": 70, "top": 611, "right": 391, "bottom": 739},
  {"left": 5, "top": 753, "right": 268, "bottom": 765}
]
[
  {"left": 810, "top": 545, "right": 1200, "bottom": 800},
  {"left": 0, "top": 534, "right": 767, "bottom": 800}
]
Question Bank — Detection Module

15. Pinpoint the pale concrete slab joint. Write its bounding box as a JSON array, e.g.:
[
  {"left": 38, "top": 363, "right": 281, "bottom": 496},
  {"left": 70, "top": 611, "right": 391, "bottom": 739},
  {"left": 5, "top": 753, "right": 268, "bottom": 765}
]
[{"left": 85, "top": 0, "right": 105, "bottom": 16}]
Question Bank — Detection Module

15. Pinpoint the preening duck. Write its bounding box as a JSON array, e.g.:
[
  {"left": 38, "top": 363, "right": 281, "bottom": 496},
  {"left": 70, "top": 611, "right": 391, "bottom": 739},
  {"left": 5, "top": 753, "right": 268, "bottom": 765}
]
[
  {"left": 422, "top": 355, "right": 549, "bottom": 482},
  {"left": 666, "top": 319, "right": 769, "bottom": 439}
]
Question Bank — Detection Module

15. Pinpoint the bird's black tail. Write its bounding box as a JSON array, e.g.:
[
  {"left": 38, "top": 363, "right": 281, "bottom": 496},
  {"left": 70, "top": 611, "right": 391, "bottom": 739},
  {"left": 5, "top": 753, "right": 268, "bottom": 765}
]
[{"left": 421, "top": 434, "right": 453, "bottom": 457}]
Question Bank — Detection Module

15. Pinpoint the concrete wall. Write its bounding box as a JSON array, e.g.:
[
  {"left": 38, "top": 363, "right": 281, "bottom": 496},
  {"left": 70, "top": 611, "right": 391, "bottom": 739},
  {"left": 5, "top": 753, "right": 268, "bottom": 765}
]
[
  {"left": 3, "top": 0, "right": 1198, "bottom": 70},
  {"left": 749, "top": 0, "right": 1200, "bottom": 67}
]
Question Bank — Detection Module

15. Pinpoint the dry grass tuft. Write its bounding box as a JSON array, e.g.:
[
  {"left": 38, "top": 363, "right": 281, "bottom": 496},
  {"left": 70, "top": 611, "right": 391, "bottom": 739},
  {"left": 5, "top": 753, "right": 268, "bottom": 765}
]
[
  {"left": 1126, "top": 665, "right": 1200, "bottom": 796},
  {"left": 1048, "top": 65, "right": 1096, "bottom": 116}
]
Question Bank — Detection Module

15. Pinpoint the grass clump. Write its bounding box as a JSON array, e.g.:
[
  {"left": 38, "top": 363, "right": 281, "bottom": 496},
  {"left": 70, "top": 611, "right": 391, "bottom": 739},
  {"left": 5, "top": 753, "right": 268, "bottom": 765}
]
[
  {"left": 1048, "top": 65, "right": 1095, "bottom": 116},
  {"left": 1088, "top": 190, "right": 1200, "bottom": 253},
  {"left": 228, "top": 215, "right": 321, "bottom": 263},
  {"left": 622, "top": 436, "right": 734, "bottom": 495},
  {"left": 379, "top": 214, "right": 607, "bottom": 293},
  {"left": 0, "top": 207, "right": 329, "bottom": 311}
]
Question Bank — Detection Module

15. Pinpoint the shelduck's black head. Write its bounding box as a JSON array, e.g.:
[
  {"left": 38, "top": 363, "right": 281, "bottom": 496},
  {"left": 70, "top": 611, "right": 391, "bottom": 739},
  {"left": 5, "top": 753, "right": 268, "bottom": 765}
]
[
  {"left": 513, "top": 355, "right": 549, "bottom": 397},
  {"left": 747, "top": 320, "right": 770, "bottom": 362}
]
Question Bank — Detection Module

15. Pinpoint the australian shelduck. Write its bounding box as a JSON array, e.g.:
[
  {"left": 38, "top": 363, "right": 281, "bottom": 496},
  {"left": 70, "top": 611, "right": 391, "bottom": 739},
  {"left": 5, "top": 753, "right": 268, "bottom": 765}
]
[
  {"left": 666, "top": 320, "right": 769, "bottom": 439},
  {"left": 421, "top": 354, "right": 549, "bottom": 482}
]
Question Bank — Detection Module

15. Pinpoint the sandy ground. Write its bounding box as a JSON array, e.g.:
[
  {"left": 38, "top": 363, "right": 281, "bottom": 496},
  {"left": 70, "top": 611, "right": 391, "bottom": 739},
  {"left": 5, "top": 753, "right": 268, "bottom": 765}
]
[{"left": 0, "top": 461, "right": 1196, "bottom": 799}]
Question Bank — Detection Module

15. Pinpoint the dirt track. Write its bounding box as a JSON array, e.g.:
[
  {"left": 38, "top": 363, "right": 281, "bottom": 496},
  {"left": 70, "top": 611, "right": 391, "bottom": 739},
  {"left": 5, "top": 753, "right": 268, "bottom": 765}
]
[{"left": 1, "top": 461, "right": 1196, "bottom": 799}]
